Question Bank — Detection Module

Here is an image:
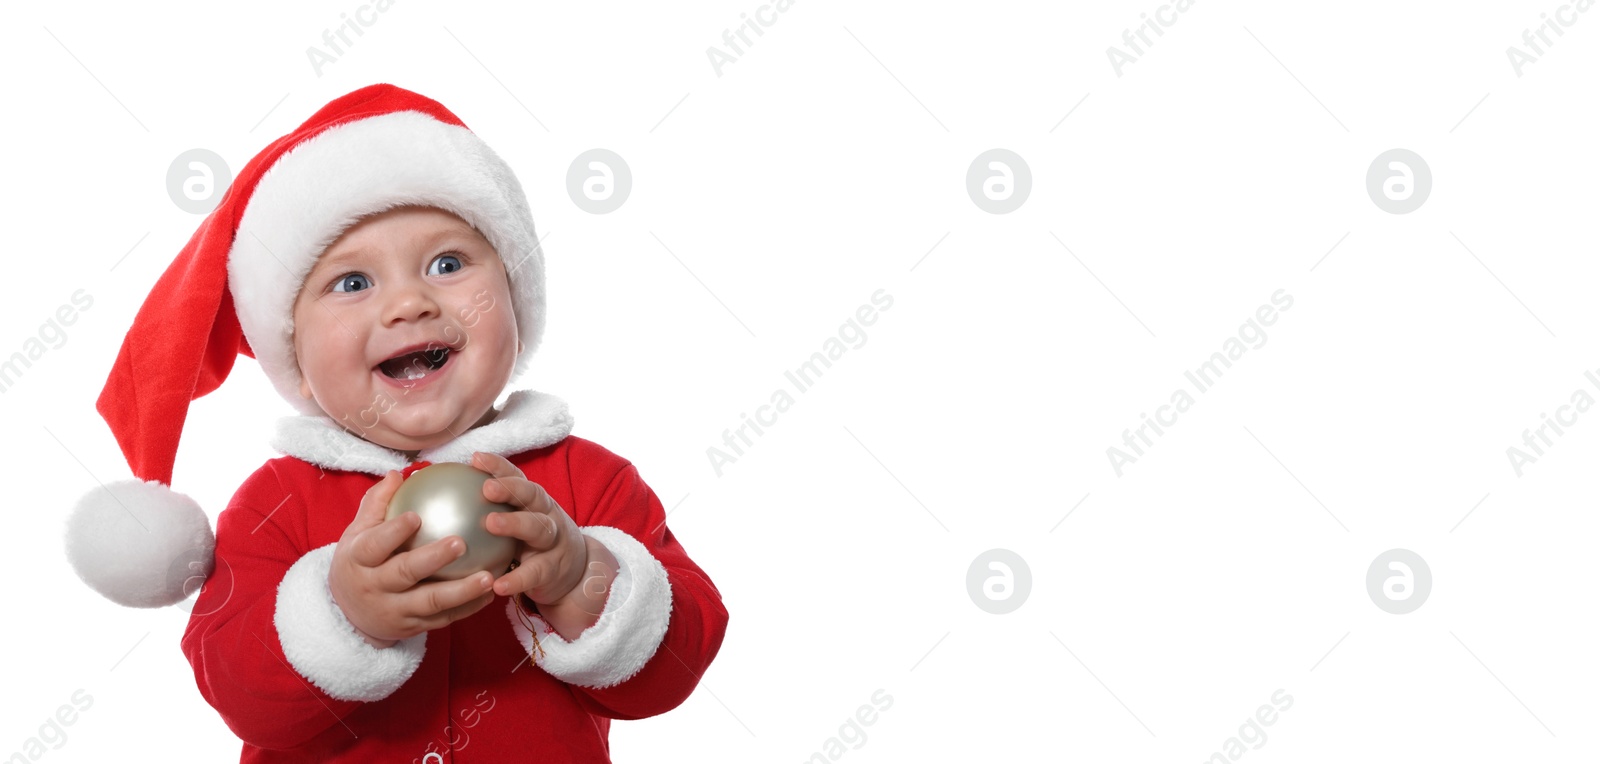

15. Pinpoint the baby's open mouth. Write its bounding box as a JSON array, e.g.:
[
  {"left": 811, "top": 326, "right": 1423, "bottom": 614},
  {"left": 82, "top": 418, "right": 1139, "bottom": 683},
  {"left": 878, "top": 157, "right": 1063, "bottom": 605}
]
[{"left": 377, "top": 347, "right": 452, "bottom": 381}]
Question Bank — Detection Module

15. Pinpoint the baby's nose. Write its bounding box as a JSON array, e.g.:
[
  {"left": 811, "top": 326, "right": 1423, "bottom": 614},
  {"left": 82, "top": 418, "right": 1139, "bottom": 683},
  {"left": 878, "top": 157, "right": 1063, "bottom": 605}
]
[{"left": 382, "top": 283, "right": 441, "bottom": 324}]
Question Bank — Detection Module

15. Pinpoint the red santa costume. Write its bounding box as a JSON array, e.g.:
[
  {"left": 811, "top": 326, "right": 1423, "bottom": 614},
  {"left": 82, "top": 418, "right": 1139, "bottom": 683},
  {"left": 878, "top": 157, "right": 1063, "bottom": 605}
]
[{"left": 61, "top": 84, "right": 729, "bottom": 762}]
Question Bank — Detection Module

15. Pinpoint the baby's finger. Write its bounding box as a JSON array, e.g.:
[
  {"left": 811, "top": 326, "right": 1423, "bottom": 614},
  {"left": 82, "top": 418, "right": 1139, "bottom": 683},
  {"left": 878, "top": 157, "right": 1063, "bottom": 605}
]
[
  {"left": 347, "top": 471, "right": 404, "bottom": 536},
  {"left": 491, "top": 554, "right": 560, "bottom": 599},
  {"left": 480, "top": 470, "right": 559, "bottom": 519},
  {"left": 348, "top": 511, "right": 422, "bottom": 569},
  {"left": 381, "top": 535, "right": 467, "bottom": 591},
  {"left": 471, "top": 451, "right": 523, "bottom": 482},
  {"left": 473, "top": 452, "right": 560, "bottom": 514},
  {"left": 416, "top": 590, "right": 497, "bottom": 633},
  {"left": 472, "top": 452, "right": 527, "bottom": 503},
  {"left": 402, "top": 570, "right": 496, "bottom": 621},
  {"left": 485, "top": 509, "right": 560, "bottom": 551}
]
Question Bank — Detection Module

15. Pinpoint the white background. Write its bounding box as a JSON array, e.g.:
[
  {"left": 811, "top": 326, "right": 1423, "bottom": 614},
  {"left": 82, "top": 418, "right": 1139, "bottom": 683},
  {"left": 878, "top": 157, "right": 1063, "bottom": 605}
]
[{"left": 3, "top": 1, "right": 1598, "bottom": 761}]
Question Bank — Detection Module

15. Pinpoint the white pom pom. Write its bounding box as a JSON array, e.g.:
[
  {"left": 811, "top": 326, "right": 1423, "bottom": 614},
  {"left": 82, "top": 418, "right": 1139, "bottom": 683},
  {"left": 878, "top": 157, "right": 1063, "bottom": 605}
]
[{"left": 64, "top": 480, "right": 215, "bottom": 609}]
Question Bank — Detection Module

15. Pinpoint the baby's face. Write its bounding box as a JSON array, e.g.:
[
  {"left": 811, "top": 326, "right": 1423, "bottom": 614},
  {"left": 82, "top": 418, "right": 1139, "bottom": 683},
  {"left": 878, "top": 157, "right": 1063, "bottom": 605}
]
[{"left": 291, "top": 205, "right": 520, "bottom": 454}]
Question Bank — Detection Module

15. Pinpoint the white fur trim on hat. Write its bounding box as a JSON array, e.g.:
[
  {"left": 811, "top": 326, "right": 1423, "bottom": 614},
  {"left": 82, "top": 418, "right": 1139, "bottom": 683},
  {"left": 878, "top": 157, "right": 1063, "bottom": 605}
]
[
  {"left": 505, "top": 526, "right": 672, "bottom": 689},
  {"left": 227, "top": 109, "right": 547, "bottom": 416},
  {"left": 64, "top": 480, "right": 215, "bottom": 609},
  {"left": 274, "top": 543, "right": 427, "bottom": 701}
]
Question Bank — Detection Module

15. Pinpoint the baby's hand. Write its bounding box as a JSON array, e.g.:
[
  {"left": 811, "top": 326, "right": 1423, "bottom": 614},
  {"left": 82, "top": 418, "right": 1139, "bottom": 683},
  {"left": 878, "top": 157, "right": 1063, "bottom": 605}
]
[
  {"left": 327, "top": 470, "right": 498, "bottom": 648},
  {"left": 472, "top": 452, "right": 611, "bottom": 616}
]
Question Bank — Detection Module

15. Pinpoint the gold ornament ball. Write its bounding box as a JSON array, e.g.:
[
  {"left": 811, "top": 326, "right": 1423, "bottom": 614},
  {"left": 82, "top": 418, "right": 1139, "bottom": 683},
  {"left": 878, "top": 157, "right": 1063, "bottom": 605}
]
[{"left": 384, "top": 462, "right": 518, "bottom": 582}]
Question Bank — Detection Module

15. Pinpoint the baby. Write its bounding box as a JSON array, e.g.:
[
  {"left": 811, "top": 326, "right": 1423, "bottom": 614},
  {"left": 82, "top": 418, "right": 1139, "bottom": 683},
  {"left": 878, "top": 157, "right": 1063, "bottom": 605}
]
[
  {"left": 305, "top": 203, "right": 623, "bottom": 650},
  {"left": 63, "top": 84, "right": 728, "bottom": 762}
]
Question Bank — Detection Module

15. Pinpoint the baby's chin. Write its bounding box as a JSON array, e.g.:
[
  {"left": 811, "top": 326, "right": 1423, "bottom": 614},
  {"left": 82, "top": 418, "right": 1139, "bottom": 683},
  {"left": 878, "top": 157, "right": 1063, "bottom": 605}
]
[
  {"left": 359, "top": 428, "right": 455, "bottom": 455},
  {"left": 332, "top": 404, "right": 498, "bottom": 454}
]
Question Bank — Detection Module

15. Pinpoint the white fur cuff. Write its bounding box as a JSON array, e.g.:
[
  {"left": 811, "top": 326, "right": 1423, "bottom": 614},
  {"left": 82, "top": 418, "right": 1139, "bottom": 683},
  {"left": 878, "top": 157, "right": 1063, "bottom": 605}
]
[
  {"left": 506, "top": 526, "right": 672, "bottom": 689},
  {"left": 274, "top": 543, "right": 427, "bottom": 702}
]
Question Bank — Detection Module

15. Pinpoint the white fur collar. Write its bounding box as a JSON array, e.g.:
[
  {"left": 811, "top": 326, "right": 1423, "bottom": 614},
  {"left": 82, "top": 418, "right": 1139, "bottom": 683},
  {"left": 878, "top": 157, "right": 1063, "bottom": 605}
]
[{"left": 269, "top": 389, "right": 574, "bottom": 476}]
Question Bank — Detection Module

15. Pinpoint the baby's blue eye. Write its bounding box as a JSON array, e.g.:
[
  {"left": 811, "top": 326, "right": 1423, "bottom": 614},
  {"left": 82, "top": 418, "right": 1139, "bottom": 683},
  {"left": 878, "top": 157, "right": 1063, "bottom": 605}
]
[
  {"left": 332, "top": 273, "right": 372, "bottom": 293},
  {"left": 429, "top": 254, "right": 463, "bottom": 276}
]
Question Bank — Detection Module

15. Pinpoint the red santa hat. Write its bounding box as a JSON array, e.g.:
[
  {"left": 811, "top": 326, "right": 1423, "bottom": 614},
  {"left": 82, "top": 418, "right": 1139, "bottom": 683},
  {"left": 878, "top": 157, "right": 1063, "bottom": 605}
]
[{"left": 63, "top": 83, "right": 548, "bottom": 608}]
